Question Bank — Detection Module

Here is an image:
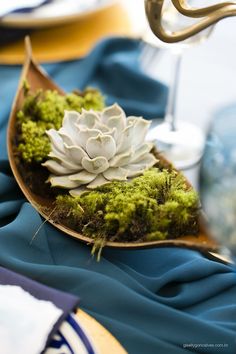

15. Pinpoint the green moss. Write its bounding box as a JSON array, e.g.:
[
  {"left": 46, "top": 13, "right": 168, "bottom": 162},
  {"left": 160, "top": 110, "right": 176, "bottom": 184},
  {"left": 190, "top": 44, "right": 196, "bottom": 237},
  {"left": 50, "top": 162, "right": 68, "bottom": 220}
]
[
  {"left": 55, "top": 168, "right": 199, "bottom": 246},
  {"left": 18, "top": 121, "right": 51, "bottom": 163},
  {"left": 17, "top": 87, "right": 105, "bottom": 163}
]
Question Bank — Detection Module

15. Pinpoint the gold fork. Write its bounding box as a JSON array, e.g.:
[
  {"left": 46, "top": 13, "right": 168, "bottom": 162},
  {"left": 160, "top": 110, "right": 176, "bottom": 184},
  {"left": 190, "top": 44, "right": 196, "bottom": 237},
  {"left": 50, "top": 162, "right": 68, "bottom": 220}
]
[
  {"left": 172, "top": 0, "right": 236, "bottom": 18},
  {"left": 145, "top": 0, "right": 236, "bottom": 43}
]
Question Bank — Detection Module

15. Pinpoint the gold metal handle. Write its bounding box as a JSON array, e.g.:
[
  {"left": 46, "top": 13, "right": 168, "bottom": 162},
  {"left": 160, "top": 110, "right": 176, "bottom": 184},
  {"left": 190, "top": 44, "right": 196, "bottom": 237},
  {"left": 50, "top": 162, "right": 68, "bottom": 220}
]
[
  {"left": 172, "top": 0, "right": 236, "bottom": 18},
  {"left": 145, "top": 0, "right": 236, "bottom": 43}
]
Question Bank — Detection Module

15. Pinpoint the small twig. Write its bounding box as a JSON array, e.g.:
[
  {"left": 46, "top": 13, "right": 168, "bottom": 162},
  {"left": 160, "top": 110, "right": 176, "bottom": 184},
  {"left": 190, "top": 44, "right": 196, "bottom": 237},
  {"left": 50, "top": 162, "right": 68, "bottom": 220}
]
[{"left": 30, "top": 206, "right": 57, "bottom": 245}]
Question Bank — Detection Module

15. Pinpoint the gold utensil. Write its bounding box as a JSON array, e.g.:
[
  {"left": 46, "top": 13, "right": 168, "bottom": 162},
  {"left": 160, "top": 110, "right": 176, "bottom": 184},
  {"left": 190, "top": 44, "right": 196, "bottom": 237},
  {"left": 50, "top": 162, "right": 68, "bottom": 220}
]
[
  {"left": 172, "top": 0, "right": 236, "bottom": 18},
  {"left": 7, "top": 38, "right": 218, "bottom": 252},
  {"left": 145, "top": 0, "right": 236, "bottom": 42}
]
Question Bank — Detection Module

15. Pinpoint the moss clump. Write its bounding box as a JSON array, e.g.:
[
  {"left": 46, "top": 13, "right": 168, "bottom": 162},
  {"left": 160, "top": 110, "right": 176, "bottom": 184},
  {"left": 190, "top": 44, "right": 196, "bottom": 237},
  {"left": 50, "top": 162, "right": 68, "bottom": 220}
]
[
  {"left": 18, "top": 121, "right": 51, "bottom": 163},
  {"left": 17, "top": 87, "right": 105, "bottom": 163},
  {"left": 55, "top": 168, "right": 199, "bottom": 246}
]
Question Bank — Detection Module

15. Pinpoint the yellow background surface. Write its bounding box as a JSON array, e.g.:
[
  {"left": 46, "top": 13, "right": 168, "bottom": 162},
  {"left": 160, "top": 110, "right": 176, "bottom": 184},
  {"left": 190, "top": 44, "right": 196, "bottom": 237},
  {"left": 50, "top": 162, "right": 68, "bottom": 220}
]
[{"left": 0, "top": 3, "right": 132, "bottom": 64}]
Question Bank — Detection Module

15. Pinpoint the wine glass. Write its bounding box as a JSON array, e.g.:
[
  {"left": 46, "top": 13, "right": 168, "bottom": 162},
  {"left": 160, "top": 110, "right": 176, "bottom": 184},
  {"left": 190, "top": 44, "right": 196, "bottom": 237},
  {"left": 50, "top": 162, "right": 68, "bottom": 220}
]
[{"left": 145, "top": 0, "right": 214, "bottom": 170}]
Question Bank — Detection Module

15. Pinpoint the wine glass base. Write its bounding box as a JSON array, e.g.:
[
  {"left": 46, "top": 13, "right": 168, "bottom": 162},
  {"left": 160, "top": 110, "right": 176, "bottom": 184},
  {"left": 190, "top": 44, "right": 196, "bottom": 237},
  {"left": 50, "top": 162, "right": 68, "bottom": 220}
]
[{"left": 147, "top": 121, "right": 205, "bottom": 170}]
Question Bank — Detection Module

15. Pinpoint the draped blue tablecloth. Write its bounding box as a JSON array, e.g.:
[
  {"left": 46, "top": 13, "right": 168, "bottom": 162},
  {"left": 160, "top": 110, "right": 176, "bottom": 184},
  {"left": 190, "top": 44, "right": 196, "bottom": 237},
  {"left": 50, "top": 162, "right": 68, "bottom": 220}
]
[{"left": 0, "top": 37, "right": 236, "bottom": 354}]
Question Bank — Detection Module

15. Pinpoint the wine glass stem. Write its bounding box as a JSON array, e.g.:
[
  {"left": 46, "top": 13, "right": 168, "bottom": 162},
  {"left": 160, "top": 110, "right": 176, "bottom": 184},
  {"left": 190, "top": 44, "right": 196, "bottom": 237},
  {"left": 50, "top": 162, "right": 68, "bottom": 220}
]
[{"left": 165, "top": 51, "right": 182, "bottom": 131}]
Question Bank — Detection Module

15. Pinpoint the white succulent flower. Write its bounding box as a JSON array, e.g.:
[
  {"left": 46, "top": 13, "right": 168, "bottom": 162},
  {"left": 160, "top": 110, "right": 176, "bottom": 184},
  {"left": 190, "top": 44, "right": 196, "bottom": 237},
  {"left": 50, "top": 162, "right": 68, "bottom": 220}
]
[{"left": 42, "top": 103, "right": 157, "bottom": 196}]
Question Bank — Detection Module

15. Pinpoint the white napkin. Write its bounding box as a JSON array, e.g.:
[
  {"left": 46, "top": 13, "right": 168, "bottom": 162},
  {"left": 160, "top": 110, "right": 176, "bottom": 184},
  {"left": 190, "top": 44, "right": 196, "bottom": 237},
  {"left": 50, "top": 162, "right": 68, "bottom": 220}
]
[
  {"left": 28, "top": 0, "right": 102, "bottom": 18},
  {"left": 0, "top": 284, "right": 62, "bottom": 354},
  {"left": 0, "top": 0, "right": 47, "bottom": 17},
  {"left": 0, "top": 0, "right": 104, "bottom": 18}
]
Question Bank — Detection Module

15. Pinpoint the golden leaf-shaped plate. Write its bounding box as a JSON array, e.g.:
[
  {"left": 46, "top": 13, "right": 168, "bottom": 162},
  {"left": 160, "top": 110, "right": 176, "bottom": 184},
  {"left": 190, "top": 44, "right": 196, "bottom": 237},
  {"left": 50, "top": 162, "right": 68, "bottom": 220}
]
[{"left": 7, "top": 38, "right": 218, "bottom": 252}]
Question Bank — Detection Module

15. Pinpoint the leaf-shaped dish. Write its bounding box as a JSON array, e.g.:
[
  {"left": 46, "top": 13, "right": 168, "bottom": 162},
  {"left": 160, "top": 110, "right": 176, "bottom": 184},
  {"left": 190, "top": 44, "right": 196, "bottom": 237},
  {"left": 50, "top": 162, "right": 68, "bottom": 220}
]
[{"left": 7, "top": 38, "right": 218, "bottom": 252}]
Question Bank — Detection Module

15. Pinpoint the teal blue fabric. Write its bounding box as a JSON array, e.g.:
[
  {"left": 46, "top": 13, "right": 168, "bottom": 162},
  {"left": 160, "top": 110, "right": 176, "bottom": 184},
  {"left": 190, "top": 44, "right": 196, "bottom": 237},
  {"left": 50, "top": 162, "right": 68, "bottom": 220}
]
[{"left": 0, "top": 37, "right": 236, "bottom": 354}]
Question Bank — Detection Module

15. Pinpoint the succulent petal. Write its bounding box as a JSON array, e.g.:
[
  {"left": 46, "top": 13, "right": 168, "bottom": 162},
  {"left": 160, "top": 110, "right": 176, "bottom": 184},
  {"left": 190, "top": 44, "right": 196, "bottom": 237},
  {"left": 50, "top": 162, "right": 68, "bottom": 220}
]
[
  {"left": 48, "top": 152, "right": 79, "bottom": 171},
  {"left": 77, "top": 109, "right": 100, "bottom": 129},
  {"left": 69, "top": 187, "right": 87, "bottom": 196},
  {"left": 86, "top": 134, "right": 116, "bottom": 160},
  {"left": 132, "top": 118, "right": 151, "bottom": 147},
  {"left": 58, "top": 130, "right": 74, "bottom": 146},
  {"left": 126, "top": 116, "right": 136, "bottom": 125},
  {"left": 101, "top": 103, "right": 125, "bottom": 125},
  {"left": 69, "top": 171, "right": 96, "bottom": 184},
  {"left": 81, "top": 156, "right": 109, "bottom": 174},
  {"left": 130, "top": 143, "right": 153, "bottom": 163},
  {"left": 77, "top": 128, "right": 100, "bottom": 150},
  {"left": 109, "top": 149, "right": 133, "bottom": 167},
  {"left": 42, "top": 160, "right": 75, "bottom": 175},
  {"left": 103, "top": 167, "right": 128, "bottom": 181},
  {"left": 64, "top": 144, "right": 87, "bottom": 164},
  {"left": 48, "top": 175, "right": 80, "bottom": 189},
  {"left": 62, "top": 110, "right": 80, "bottom": 127},
  {"left": 46, "top": 129, "right": 65, "bottom": 154},
  {"left": 94, "top": 122, "right": 110, "bottom": 133},
  {"left": 116, "top": 123, "right": 135, "bottom": 154},
  {"left": 107, "top": 116, "right": 126, "bottom": 146},
  {"left": 59, "top": 111, "right": 80, "bottom": 145},
  {"left": 107, "top": 114, "right": 126, "bottom": 132},
  {"left": 125, "top": 154, "right": 158, "bottom": 177},
  {"left": 87, "top": 174, "right": 110, "bottom": 189},
  {"left": 103, "top": 127, "right": 118, "bottom": 143}
]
